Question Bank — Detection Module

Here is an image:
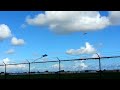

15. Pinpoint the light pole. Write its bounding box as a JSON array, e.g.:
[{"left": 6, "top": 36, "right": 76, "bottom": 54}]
[
  {"left": 96, "top": 53, "right": 101, "bottom": 79},
  {"left": 57, "top": 57, "right": 61, "bottom": 79},
  {"left": 26, "top": 60, "right": 30, "bottom": 79},
  {"left": 33, "top": 54, "right": 48, "bottom": 62},
  {"left": 32, "top": 54, "right": 48, "bottom": 75},
  {"left": 3, "top": 62, "right": 6, "bottom": 79}
]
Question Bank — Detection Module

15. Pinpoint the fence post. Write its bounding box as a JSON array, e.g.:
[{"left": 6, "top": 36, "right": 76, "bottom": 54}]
[
  {"left": 3, "top": 62, "right": 6, "bottom": 79},
  {"left": 57, "top": 57, "right": 61, "bottom": 79},
  {"left": 96, "top": 53, "right": 101, "bottom": 79}
]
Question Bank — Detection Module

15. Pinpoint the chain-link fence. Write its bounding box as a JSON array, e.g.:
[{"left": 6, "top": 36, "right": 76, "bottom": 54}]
[{"left": 0, "top": 55, "right": 120, "bottom": 79}]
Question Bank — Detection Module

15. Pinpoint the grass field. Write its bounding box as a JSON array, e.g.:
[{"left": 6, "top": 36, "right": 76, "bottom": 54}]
[{"left": 1, "top": 72, "right": 120, "bottom": 79}]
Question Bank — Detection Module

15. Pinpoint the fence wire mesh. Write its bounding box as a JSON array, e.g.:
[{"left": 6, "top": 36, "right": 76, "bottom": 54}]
[{"left": 0, "top": 55, "right": 120, "bottom": 79}]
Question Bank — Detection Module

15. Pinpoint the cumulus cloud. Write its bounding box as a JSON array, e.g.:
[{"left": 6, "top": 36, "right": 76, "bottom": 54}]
[
  {"left": 0, "top": 24, "right": 12, "bottom": 40},
  {"left": 5, "top": 49, "right": 15, "bottom": 54},
  {"left": 66, "top": 42, "right": 96, "bottom": 55},
  {"left": 73, "top": 61, "right": 88, "bottom": 70},
  {"left": 52, "top": 64, "right": 64, "bottom": 69},
  {"left": 2, "top": 58, "right": 11, "bottom": 64},
  {"left": 0, "top": 58, "right": 26, "bottom": 72},
  {"left": 11, "top": 37, "right": 25, "bottom": 46},
  {"left": 41, "top": 57, "right": 48, "bottom": 61},
  {"left": 109, "top": 11, "right": 120, "bottom": 25},
  {"left": 26, "top": 11, "right": 110, "bottom": 34}
]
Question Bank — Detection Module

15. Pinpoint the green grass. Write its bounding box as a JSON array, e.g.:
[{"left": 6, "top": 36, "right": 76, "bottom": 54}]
[{"left": 1, "top": 72, "right": 120, "bottom": 79}]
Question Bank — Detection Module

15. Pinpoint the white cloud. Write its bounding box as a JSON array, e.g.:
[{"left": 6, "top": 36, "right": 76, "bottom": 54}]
[
  {"left": 73, "top": 61, "right": 88, "bottom": 70},
  {"left": 109, "top": 11, "right": 120, "bottom": 25},
  {"left": 26, "top": 14, "right": 47, "bottom": 26},
  {"left": 52, "top": 64, "right": 59, "bottom": 69},
  {"left": 0, "top": 24, "right": 12, "bottom": 40},
  {"left": 11, "top": 37, "right": 25, "bottom": 46},
  {"left": 41, "top": 57, "right": 48, "bottom": 61},
  {"left": 0, "top": 58, "right": 26, "bottom": 72},
  {"left": 52, "top": 64, "right": 64, "bottom": 69},
  {"left": 26, "top": 11, "right": 110, "bottom": 34},
  {"left": 5, "top": 49, "right": 15, "bottom": 54},
  {"left": 2, "top": 58, "right": 10, "bottom": 64},
  {"left": 66, "top": 42, "right": 96, "bottom": 55}
]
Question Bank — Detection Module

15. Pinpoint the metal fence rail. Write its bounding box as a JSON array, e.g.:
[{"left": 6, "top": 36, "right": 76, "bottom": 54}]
[{"left": 0, "top": 55, "right": 120, "bottom": 79}]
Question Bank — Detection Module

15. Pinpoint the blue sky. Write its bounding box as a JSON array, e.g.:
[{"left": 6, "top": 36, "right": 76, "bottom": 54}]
[{"left": 0, "top": 11, "right": 120, "bottom": 72}]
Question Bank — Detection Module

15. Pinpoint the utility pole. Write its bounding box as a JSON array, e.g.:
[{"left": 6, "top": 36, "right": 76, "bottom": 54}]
[
  {"left": 57, "top": 57, "right": 61, "bottom": 79},
  {"left": 3, "top": 62, "right": 6, "bottom": 79},
  {"left": 96, "top": 53, "right": 101, "bottom": 79},
  {"left": 26, "top": 60, "right": 30, "bottom": 79}
]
